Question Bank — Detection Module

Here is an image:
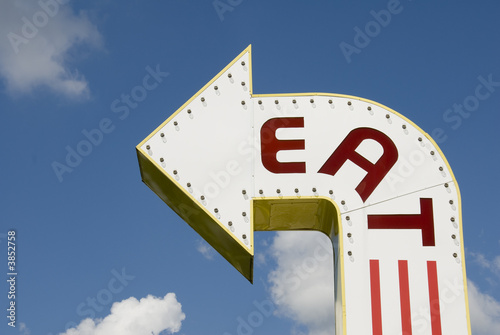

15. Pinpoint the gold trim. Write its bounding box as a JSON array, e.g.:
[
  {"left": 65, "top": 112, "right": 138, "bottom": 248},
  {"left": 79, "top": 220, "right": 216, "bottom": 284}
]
[
  {"left": 137, "top": 45, "right": 470, "bottom": 334},
  {"left": 252, "top": 90, "right": 470, "bottom": 334},
  {"left": 251, "top": 196, "right": 346, "bottom": 334},
  {"left": 136, "top": 45, "right": 255, "bottom": 281}
]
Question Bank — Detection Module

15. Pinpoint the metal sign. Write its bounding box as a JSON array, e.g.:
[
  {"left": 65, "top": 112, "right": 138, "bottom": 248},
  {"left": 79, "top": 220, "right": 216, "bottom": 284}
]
[{"left": 136, "top": 46, "right": 471, "bottom": 335}]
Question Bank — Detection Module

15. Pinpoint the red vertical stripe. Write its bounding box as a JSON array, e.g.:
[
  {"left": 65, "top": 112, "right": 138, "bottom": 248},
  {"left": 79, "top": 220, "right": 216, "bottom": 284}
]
[
  {"left": 427, "top": 261, "right": 442, "bottom": 335},
  {"left": 398, "top": 260, "right": 412, "bottom": 335},
  {"left": 370, "top": 259, "right": 383, "bottom": 335}
]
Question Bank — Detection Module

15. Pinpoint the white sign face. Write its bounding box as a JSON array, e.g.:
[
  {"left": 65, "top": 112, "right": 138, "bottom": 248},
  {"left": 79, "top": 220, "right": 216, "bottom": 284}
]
[{"left": 137, "top": 46, "right": 471, "bottom": 335}]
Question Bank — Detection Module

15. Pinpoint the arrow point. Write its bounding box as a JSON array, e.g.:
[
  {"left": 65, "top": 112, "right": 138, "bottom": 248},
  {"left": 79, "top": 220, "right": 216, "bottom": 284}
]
[{"left": 137, "top": 47, "right": 256, "bottom": 282}]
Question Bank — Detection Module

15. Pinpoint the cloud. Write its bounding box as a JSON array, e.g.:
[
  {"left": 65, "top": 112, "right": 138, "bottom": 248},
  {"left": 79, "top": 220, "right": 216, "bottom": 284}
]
[
  {"left": 469, "top": 251, "right": 492, "bottom": 269},
  {"left": 60, "top": 293, "right": 186, "bottom": 335},
  {"left": 255, "top": 252, "right": 267, "bottom": 267},
  {"left": 267, "top": 231, "right": 334, "bottom": 335},
  {"left": 467, "top": 280, "right": 500, "bottom": 335},
  {"left": 468, "top": 251, "right": 500, "bottom": 278},
  {"left": 267, "top": 233, "right": 500, "bottom": 335},
  {"left": 0, "top": 0, "right": 102, "bottom": 99},
  {"left": 196, "top": 240, "right": 215, "bottom": 260},
  {"left": 19, "top": 322, "right": 31, "bottom": 335}
]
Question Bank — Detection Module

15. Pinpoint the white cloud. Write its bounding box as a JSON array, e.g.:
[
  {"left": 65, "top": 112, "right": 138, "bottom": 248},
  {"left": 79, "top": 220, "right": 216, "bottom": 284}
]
[
  {"left": 468, "top": 251, "right": 500, "bottom": 276},
  {"left": 268, "top": 231, "right": 334, "bottom": 335},
  {"left": 267, "top": 233, "right": 500, "bottom": 335},
  {"left": 60, "top": 293, "right": 186, "bottom": 335},
  {"left": 19, "top": 322, "right": 31, "bottom": 335},
  {"left": 469, "top": 251, "right": 491, "bottom": 269},
  {"left": 468, "top": 280, "right": 500, "bottom": 335},
  {"left": 0, "top": 0, "right": 102, "bottom": 99},
  {"left": 255, "top": 252, "right": 267, "bottom": 267},
  {"left": 196, "top": 240, "right": 215, "bottom": 260},
  {"left": 495, "top": 256, "right": 500, "bottom": 273}
]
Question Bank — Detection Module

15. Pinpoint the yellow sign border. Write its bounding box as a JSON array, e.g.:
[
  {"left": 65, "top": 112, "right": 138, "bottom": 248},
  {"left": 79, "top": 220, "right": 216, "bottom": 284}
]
[{"left": 136, "top": 45, "right": 471, "bottom": 335}]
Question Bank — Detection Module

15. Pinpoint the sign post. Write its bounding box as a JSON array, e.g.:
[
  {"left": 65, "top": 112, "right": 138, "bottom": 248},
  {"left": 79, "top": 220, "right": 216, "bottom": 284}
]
[{"left": 137, "top": 45, "right": 471, "bottom": 335}]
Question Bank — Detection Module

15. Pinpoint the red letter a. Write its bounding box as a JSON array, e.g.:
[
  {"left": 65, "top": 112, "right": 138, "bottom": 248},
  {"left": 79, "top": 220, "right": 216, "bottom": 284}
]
[{"left": 318, "top": 127, "right": 398, "bottom": 202}]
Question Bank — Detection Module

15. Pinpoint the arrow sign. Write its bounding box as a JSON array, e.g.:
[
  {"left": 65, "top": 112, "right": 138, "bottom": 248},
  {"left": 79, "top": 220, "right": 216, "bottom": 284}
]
[{"left": 136, "top": 46, "right": 471, "bottom": 335}]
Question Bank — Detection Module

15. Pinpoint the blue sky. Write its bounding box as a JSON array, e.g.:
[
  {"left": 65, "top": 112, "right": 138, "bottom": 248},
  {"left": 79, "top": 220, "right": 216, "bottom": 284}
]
[{"left": 1, "top": 1, "right": 499, "bottom": 334}]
